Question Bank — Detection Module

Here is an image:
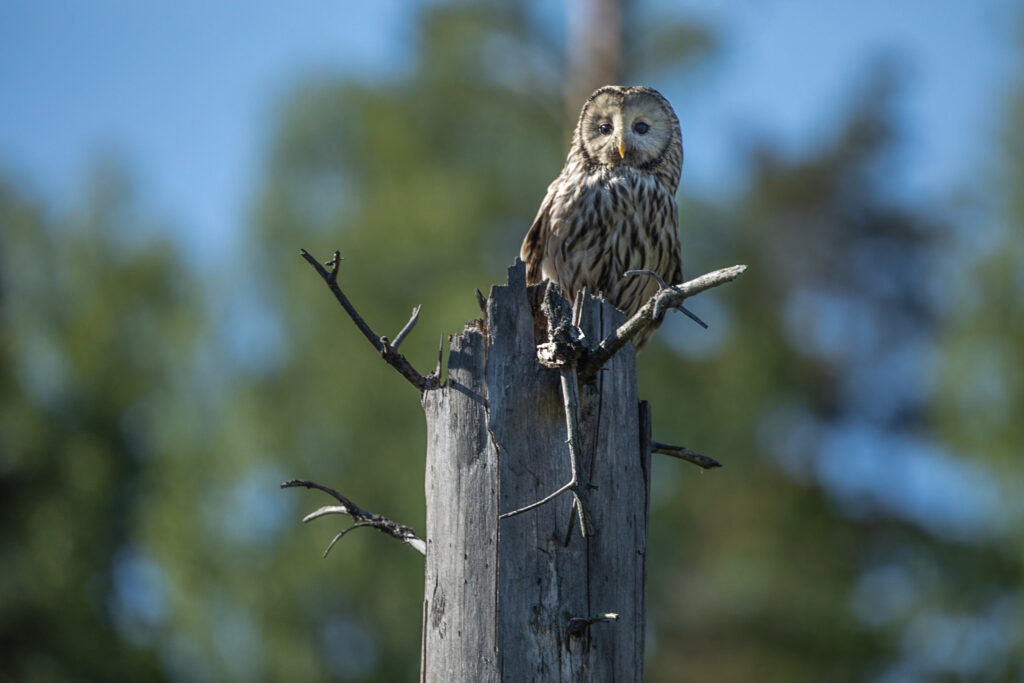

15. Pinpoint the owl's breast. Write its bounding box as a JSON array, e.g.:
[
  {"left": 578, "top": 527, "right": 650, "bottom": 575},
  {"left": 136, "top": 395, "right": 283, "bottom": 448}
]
[
  {"left": 550, "top": 169, "right": 650, "bottom": 228},
  {"left": 542, "top": 167, "right": 680, "bottom": 317},
  {"left": 579, "top": 169, "right": 669, "bottom": 230}
]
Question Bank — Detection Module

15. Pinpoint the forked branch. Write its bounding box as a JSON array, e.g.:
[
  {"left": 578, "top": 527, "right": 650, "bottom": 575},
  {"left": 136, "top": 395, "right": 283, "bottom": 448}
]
[
  {"left": 579, "top": 264, "right": 747, "bottom": 381},
  {"left": 300, "top": 249, "right": 437, "bottom": 392},
  {"left": 501, "top": 286, "right": 591, "bottom": 539},
  {"left": 282, "top": 479, "right": 426, "bottom": 557}
]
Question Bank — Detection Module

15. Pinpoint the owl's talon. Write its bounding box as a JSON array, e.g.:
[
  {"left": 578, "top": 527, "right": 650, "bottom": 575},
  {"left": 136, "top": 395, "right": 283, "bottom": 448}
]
[{"left": 624, "top": 269, "right": 670, "bottom": 290}]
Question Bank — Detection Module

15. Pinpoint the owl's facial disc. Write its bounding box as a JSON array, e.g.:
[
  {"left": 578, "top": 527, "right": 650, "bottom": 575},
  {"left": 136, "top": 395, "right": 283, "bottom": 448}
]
[
  {"left": 580, "top": 92, "right": 625, "bottom": 167},
  {"left": 581, "top": 89, "right": 675, "bottom": 169}
]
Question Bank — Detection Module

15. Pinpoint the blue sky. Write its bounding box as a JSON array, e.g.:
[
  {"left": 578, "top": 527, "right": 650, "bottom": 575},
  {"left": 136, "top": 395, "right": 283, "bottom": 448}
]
[
  {"left": 677, "top": 0, "right": 1019, "bottom": 198},
  {"left": 0, "top": 0, "right": 1019, "bottom": 265},
  {"left": 0, "top": 1, "right": 413, "bottom": 259}
]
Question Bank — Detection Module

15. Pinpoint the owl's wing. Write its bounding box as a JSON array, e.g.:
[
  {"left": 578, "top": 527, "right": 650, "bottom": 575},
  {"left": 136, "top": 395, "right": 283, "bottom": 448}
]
[
  {"left": 663, "top": 197, "right": 684, "bottom": 287},
  {"left": 668, "top": 240, "right": 683, "bottom": 287},
  {"left": 519, "top": 183, "right": 558, "bottom": 285}
]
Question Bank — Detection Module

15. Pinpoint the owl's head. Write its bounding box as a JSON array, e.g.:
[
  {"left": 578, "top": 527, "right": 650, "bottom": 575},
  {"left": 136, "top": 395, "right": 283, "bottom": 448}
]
[{"left": 575, "top": 85, "right": 682, "bottom": 176}]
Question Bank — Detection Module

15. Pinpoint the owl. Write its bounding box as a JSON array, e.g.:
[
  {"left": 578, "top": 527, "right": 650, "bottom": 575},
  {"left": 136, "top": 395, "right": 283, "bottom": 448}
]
[{"left": 520, "top": 85, "right": 684, "bottom": 349}]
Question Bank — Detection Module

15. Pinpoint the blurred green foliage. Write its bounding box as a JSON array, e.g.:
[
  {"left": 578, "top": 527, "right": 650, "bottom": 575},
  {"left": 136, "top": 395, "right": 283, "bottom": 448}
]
[
  {"left": 2, "top": 2, "right": 1022, "bottom": 682},
  {"left": 0, "top": 165, "right": 199, "bottom": 680}
]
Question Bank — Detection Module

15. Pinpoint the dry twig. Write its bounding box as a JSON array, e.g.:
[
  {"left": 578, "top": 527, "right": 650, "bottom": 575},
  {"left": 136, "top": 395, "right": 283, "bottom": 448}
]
[
  {"left": 500, "top": 285, "right": 592, "bottom": 539},
  {"left": 300, "top": 249, "right": 437, "bottom": 392},
  {"left": 579, "top": 264, "right": 747, "bottom": 381},
  {"left": 568, "top": 612, "right": 619, "bottom": 636},
  {"left": 390, "top": 305, "right": 421, "bottom": 350},
  {"left": 651, "top": 441, "right": 722, "bottom": 469},
  {"left": 281, "top": 479, "right": 426, "bottom": 557}
]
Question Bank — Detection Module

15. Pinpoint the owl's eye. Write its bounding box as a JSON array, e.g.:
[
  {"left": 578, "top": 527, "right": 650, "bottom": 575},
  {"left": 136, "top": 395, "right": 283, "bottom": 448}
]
[
  {"left": 633, "top": 121, "right": 650, "bottom": 135},
  {"left": 598, "top": 123, "right": 613, "bottom": 136}
]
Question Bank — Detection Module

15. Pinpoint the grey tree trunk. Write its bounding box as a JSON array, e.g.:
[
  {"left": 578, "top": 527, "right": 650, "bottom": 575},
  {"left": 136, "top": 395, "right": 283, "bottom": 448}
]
[{"left": 421, "top": 261, "right": 651, "bottom": 682}]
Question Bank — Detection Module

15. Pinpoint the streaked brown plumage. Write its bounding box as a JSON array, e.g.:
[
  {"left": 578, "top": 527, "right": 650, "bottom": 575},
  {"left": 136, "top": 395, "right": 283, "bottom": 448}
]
[{"left": 520, "top": 85, "right": 684, "bottom": 348}]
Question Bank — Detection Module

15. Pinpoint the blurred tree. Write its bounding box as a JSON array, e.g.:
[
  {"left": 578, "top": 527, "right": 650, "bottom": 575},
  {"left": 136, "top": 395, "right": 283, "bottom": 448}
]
[
  {"left": 0, "top": 165, "right": 199, "bottom": 681},
  {"left": 566, "top": 0, "right": 623, "bottom": 110},
  {"left": 637, "top": 58, "right": 1024, "bottom": 681},
  {"left": 935, "top": 29, "right": 1024, "bottom": 480},
  {"left": 638, "top": 68, "right": 936, "bottom": 682},
  {"left": 921, "top": 29, "right": 1024, "bottom": 682}
]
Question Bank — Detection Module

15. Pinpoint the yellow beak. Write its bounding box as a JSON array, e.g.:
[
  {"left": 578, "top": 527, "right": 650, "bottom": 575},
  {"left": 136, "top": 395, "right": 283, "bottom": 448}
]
[{"left": 618, "top": 140, "right": 626, "bottom": 158}]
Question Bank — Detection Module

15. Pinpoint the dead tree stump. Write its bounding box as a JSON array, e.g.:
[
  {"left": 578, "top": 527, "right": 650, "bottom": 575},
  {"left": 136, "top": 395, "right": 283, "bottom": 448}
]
[
  {"left": 422, "top": 262, "right": 650, "bottom": 682},
  {"left": 286, "top": 249, "right": 744, "bottom": 683}
]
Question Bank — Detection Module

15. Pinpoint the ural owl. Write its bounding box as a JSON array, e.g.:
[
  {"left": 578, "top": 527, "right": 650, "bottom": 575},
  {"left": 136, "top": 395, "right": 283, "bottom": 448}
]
[{"left": 520, "top": 85, "right": 684, "bottom": 348}]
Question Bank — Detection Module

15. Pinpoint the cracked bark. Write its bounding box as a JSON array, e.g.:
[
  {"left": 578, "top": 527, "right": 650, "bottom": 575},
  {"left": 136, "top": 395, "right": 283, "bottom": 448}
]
[{"left": 420, "top": 262, "right": 650, "bottom": 683}]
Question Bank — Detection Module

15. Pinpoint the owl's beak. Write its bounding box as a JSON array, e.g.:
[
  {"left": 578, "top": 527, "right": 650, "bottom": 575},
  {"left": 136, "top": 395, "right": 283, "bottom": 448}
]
[{"left": 618, "top": 139, "right": 627, "bottom": 158}]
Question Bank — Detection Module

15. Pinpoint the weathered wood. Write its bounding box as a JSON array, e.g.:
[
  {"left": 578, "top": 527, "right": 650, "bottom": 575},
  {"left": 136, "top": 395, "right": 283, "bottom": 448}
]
[
  {"left": 421, "top": 261, "right": 651, "bottom": 682},
  {"left": 421, "top": 320, "right": 499, "bottom": 683}
]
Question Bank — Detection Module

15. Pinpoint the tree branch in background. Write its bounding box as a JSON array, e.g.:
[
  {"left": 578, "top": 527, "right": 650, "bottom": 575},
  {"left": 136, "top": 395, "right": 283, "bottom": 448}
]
[
  {"left": 300, "top": 249, "right": 438, "bottom": 392},
  {"left": 281, "top": 479, "right": 426, "bottom": 557}
]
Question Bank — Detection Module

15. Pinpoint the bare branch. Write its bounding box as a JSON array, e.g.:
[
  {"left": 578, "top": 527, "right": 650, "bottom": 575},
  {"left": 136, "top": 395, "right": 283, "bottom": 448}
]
[
  {"left": 501, "top": 282, "right": 593, "bottom": 538},
  {"left": 624, "top": 269, "right": 708, "bottom": 328},
  {"left": 300, "top": 249, "right": 436, "bottom": 392},
  {"left": 475, "top": 288, "right": 488, "bottom": 315},
  {"left": 652, "top": 441, "right": 723, "bottom": 470},
  {"left": 322, "top": 523, "right": 373, "bottom": 558},
  {"left": 391, "top": 305, "right": 422, "bottom": 350},
  {"left": 500, "top": 367, "right": 591, "bottom": 540},
  {"left": 568, "top": 612, "right": 619, "bottom": 636},
  {"left": 499, "top": 479, "right": 575, "bottom": 520},
  {"left": 434, "top": 334, "right": 445, "bottom": 381},
  {"left": 281, "top": 479, "right": 426, "bottom": 557},
  {"left": 303, "top": 504, "right": 357, "bottom": 523},
  {"left": 300, "top": 250, "right": 377, "bottom": 347},
  {"left": 559, "top": 368, "right": 590, "bottom": 538},
  {"left": 579, "top": 264, "right": 747, "bottom": 381}
]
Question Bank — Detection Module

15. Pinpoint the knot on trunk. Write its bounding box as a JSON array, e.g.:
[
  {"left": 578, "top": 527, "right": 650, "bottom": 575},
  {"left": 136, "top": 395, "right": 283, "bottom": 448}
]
[{"left": 537, "top": 282, "right": 587, "bottom": 369}]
